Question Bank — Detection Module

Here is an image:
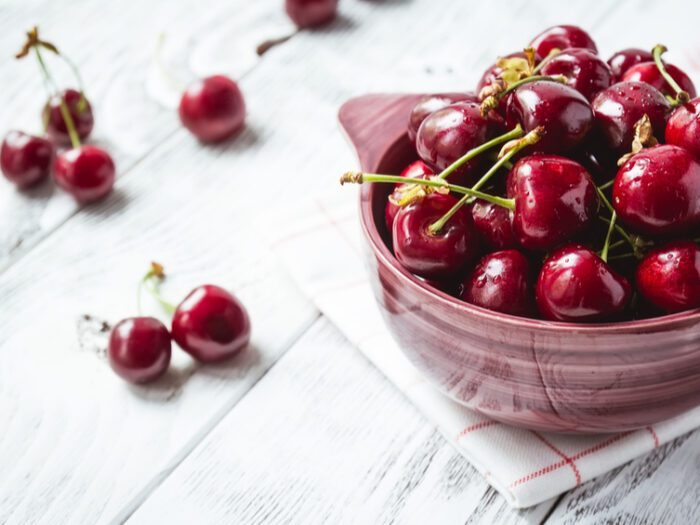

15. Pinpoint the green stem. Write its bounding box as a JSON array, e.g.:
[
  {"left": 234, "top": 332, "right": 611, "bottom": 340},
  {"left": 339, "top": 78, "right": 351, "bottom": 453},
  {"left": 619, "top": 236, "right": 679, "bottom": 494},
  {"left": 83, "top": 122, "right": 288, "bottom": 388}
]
[
  {"left": 652, "top": 44, "right": 690, "bottom": 106},
  {"left": 138, "top": 263, "right": 177, "bottom": 315},
  {"left": 608, "top": 239, "right": 626, "bottom": 251},
  {"left": 600, "top": 210, "right": 617, "bottom": 262},
  {"left": 531, "top": 48, "right": 561, "bottom": 74},
  {"left": 496, "top": 74, "right": 566, "bottom": 100},
  {"left": 598, "top": 180, "right": 614, "bottom": 191}
]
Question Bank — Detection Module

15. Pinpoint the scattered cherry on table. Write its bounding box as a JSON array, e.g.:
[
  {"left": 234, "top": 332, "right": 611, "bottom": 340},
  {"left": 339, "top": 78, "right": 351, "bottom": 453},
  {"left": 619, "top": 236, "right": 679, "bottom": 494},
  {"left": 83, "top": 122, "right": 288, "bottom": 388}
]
[
  {"left": 0, "top": 130, "right": 53, "bottom": 188},
  {"left": 108, "top": 317, "right": 172, "bottom": 384}
]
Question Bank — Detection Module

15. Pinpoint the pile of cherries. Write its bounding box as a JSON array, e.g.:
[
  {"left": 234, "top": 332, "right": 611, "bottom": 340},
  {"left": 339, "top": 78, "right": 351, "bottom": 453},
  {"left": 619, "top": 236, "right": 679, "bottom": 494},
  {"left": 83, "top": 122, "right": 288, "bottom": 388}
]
[
  {"left": 343, "top": 24, "right": 700, "bottom": 323},
  {"left": 109, "top": 263, "right": 251, "bottom": 384}
]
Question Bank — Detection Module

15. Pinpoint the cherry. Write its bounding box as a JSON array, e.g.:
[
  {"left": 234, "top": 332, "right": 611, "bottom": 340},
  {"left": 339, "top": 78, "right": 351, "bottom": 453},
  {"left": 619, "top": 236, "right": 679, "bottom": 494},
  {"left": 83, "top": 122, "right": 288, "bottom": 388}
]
[
  {"left": 53, "top": 145, "right": 115, "bottom": 203},
  {"left": 415, "top": 101, "right": 491, "bottom": 183},
  {"left": 407, "top": 93, "right": 478, "bottom": 143},
  {"left": 539, "top": 48, "right": 612, "bottom": 101},
  {"left": 505, "top": 80, "right": 593, "bottom": 153},
  {"left": 666, "top": 98, "right": 700, "bottom": 160},
  {"left": 528, "top": 25, "right": 597, "bottom": 58},
  {"left": 43, "top": 88, "right": 94, "bottom": 146},
  {"left": 507, "top": 154, "right": 598, "bottom": 250},
  {"left": 591, "top": 81, "right": 671, "bottom": 154},
  {"left": 285, "top": 0, "right": 338, "bottom": 28},
  {"left": 622, "top": 61, "right": 696, "bottom": 99},
  {"left": 385, "top": 161, "right": 435, "bottom": 231},
  {"left": 459, "top": 249, "right": 534, "bottom": 315},
  {"left": 536, "top": 244, "right": 632, "bottom": 322},
  {"left": 392, "top": 192, "right": 479, "bottom": 280},
  {"left": 613, "top": 144, "right": 700, "bottom": 236},
  {"left": 0, "top": 131, "right": 53, "bottom": 188},
  {"left": 471, "top": 200, "right": 517, "bottom": 250},
  {"left": 108, "top": 317, "right": 171, "bottom": 384},
  {"left": 607, "top": 48, "right": 653, "bottom": 81},
  {"left": 172, "top": 285, "right": 251, "bottom": 363},
  {"left": 636, "top": 241, "right": 700, "bottom": 313},
  {"left": 179, "top": 75, "right": 246, "bottom": 143}
]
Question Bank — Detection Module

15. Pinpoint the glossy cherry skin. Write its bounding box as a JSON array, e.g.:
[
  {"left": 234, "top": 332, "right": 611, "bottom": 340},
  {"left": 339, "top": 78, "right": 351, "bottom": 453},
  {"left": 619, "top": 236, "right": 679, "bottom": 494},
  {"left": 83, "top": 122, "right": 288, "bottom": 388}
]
[
  {"left": 0, "top": 131, "right": 53, "bottom": 188},
  {"left": 108, "top": 317, "right": 171, "bottom": 384},
  {"left": 536, "top": 244, "right": 632, "bottom": 322},
  {"left": 528, "top": 25, "right": 597, "bottom": 58},
  {"left": 415, "top": 101, "right": 490, "bottom": 183},
  {"left": 285, "top": 0, "right": 338, "bottom": 28},
  {"left": 178, "top": 75, "right": 246, "bottom": 143},
  {"left": 471, "top": 199, "right": 516, "bottom": 250},
  {"left": 505, "top": 80, "right": 593, "bottom": 153},
  {"left": 53, "top": 145, "right": 115, "bottom": 203},
  {"left": 507, "top": 155, "right": 598, "bottom": 250},
  {"left": 539, "top": 48, "right": 612, "bottom": 101},
  {"left": 392, "top": 193, "right": 479, "bottom": 280},
  {"left": 460, "top": 249, "right": 534, "bottom": 316},
  {"left": 384, "top": 161, "right": 435, "bottom": 231},
  {"left": 591, "top": 81, "right": 671, "bottom": 154},
  {"left": 636, "top": 241, "right": 700, "bottom": 313},
  {"left": 43, "top": 89, "right": 94, "bottom": 145},
  {"left": 622, "top": 61, "right": 697, "bottom": 99},
  {"left": 172, "top": 285, "right": 251, "bottom": 363},
  {"left": 607, "top": 48, "right": 653, "bottom": 81},
  {"left": 666, "top": 98, "right": 700, "bottom": 160},
  {"left": 613, "top": 144, "right": 700, "bottom": 236},
  {"left": 407, "top": 93, "right": 478, "bottom": 143}
]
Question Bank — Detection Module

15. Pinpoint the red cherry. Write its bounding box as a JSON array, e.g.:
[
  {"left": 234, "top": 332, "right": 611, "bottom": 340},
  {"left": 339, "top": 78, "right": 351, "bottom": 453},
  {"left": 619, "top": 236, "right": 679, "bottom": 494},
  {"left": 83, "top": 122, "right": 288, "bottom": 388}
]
[
  {"left": 108, "top": 317, "right": 171, "bottom": 384},
  {"left": 539, "top": 48, "right": 612, "bottom": 101},
  {"left": 507, "top": 155, "right": 598, "bottom": 250},
  {"left": 392, "top": 192, "right": 479, "bottom": 280},
  {"left": 407, "top": 93, "right": 478, "bottom": 143},
  {"left": 43, "top": 88, "right": 94, "bottom": 145},
  {"left": 172, "top": 285, "right": 251, "bottom": 363},
  {"left": 505, "top": 80, "right": 593, "bottom": 153},
  {"left": 607, "top": 48, "right": 653, "bottom": 81},
  {"left": 622, "top": 61, "right": 696, "bottom": 99},
  {"left": 460, "top": 249, "right": 534, "bottom": 316},
  {"left": 53, "top": 145, "right": 115, "bottom": 203},
  {"left": 613, "top": 144, "right": 700, "bottom": 236},
  {"left": 636, "top": 241, "right": 700, "bottom": 313},
  {"left": 536, "top": 244, "right": 632, "bottom": 322},
  {"left": 285, "top": 0, "right": 338, "bottom": 28},
  {"left": 591, "top": 81, "right": 671, "bottom": 154},
  {"left": 666, "top": 98, "right": 700, "bottom": 160},
  {"left": 528, "top": 25, "right": 597, "bottom": 58},
  {"left": 384, "top": 161, "right": 435, "bottom": 231},
  {"left": 470, "top": 199, "right": 516, "bottom": 250},
  {"left": 178, "top": 75, "right": 246, "bottom": 143},
  {"left": 1, "top": 131, "right": 53, "bottom": 188}
]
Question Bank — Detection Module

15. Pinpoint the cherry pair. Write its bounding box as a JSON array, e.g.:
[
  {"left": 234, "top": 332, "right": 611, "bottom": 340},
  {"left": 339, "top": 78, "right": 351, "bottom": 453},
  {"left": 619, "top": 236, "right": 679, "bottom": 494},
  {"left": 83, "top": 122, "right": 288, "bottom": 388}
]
[{"left": 108, "top": 263, "right": 251, "bottom": 384}]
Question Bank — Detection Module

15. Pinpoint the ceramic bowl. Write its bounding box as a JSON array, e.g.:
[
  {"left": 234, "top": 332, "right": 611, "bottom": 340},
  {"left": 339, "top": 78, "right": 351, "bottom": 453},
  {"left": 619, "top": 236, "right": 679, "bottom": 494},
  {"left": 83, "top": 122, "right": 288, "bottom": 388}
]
[{"left": 339, "top": 93, "right": 700, "bottom": 433}]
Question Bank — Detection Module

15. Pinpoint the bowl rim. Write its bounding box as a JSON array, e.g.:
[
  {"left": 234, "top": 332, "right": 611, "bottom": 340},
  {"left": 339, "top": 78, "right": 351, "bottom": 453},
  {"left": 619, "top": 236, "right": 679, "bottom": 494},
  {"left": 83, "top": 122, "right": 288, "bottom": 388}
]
[{"left": 358, "top": 136, "right": 700, "bottom": 335}]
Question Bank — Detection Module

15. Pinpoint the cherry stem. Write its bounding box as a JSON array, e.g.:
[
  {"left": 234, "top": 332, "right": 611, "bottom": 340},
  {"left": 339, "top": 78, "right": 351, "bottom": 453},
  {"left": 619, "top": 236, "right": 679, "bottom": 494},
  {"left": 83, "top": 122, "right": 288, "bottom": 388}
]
[
  {"left": 256, "top": 34, "right": 294, "bottom": 56},
  {"left": 481, "top": 74, "right": 567, "bottom": 115},
  {"left": 531, "top": 48, "right": 561, "bottom": 74},
  {"left": 138, "top": 262, "right": 177, "bottom": 316},
  {"left": 600, "top": 210, "right": 617, "bottom": 262},
  {"left": 598, "top": 180, "right": 614, "bottom": 191},
  {"left": 652, "top": 44, "right": 690, "bottom": 106}
]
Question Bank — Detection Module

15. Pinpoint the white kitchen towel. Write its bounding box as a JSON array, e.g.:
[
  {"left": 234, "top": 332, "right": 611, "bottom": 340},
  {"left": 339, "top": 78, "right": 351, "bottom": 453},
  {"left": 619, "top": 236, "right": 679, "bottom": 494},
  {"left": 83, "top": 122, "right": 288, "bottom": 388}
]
[{"left": 267, "top": 188, "right": 700, "bottom": 509}]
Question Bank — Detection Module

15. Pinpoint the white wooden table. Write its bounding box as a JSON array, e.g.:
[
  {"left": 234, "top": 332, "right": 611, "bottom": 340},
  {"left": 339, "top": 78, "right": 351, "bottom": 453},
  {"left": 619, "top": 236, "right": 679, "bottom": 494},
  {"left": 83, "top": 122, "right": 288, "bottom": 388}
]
[{"left": 2, "top": 1, "right": 699, "bottom": 523}]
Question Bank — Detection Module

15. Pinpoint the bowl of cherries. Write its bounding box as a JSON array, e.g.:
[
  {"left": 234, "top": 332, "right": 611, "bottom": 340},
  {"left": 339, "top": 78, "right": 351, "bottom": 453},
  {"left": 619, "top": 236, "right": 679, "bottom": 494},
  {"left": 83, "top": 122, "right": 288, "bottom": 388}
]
[{"left": 339, "top": 25, "right": 700, "bottom": 433}]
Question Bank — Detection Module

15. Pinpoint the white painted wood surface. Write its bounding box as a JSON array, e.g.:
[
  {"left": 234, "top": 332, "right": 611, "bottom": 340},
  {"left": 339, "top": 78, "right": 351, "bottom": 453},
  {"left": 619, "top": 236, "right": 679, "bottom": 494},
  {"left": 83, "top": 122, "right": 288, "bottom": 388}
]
[{"left": 1, "top": 0, "right": 699, "bottom": 523}]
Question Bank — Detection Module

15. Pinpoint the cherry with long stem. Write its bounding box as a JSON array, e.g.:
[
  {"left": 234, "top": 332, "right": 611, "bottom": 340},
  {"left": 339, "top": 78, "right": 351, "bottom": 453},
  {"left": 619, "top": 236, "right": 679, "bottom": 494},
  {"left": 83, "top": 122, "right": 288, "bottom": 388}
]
[{"left": 652, "top": 44, "right": 690, "bottom": 106}]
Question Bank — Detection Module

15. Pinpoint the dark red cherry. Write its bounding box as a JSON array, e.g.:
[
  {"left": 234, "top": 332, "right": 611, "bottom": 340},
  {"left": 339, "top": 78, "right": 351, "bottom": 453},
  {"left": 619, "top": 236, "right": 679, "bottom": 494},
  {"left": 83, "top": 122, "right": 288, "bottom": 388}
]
[
  {"left": 607, "top": 48, "right": 653, "bottom": 81},
  {"left": 108, "top": 317, "right": 171, "bottom": 384},
  {"left": 507, "top": 155, "right": 598, "bottom": 250},
  {"left": 415, "top": 101, "right": 490, "bottom": 183},
  {"left": 591, "top": 81, "right": 671, "bottom": 154},
  {"left": 471, "top": 199, "right": 516, "bottom": 250},
  {"left": 285, "top": 0, "right": 338, "bottom": 28},
  {"left": 172, "top": 285, "right": 251, "bottom": 363},
  {"left": 536, "top": 244, "right": 632, "bottom": 322},
  {"left": 622, "top": 61, "right": 696, "bottom": 99},
  {"left": 407, "top": 93, "right": 478, "bottom": 143},
  {"left": 539, "top": 48, "right": 612, "bottom": 101},
  {"left": 613, "top": 144, "right": 700, "bottom": 236},
  {"left": 529, "top": 25, "right": 597, "bottom": 58},
  {"left": 179, "top": 75, "right": 246, "bottom": 143},
  {"left": 393, "top": 192, "right": 479, "bottom": 280},
  {"left": 1, "top": 131, "right": 53, "bottom": 188},
  {"left": 505, "top": 80, "right": 593, "bottom": 153},
  {"left": 460, "top": 249, "right": 534, "bottom": 316},
  {"left": 53, "top": 145, "right": 115, "bottom": 203},
  {"left": 384, "top": 161, "right": 435, "bottom": 231},
  {"left": 666, "top": 97, "right": 700, "bottom": 160},
  {"left": 636, "top": 241, "right": 700, "bottom": 313},
  {"left": 43, "top": 88, "right": 94, "bottom": 145}
]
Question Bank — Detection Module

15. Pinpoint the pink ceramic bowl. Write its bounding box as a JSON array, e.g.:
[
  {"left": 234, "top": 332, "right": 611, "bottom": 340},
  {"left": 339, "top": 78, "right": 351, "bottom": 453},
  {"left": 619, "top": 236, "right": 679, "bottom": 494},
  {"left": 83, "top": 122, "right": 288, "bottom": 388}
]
[{"left": 339, "top": 93, "right": 700, "bottom": 433}]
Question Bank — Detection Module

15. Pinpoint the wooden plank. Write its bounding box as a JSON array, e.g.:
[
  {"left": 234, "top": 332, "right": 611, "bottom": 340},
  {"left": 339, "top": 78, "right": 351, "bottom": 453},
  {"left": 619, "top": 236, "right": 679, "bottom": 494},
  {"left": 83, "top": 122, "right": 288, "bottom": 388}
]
[{"left": 126, "top": 318, "right": 555, "bottom": 525}]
